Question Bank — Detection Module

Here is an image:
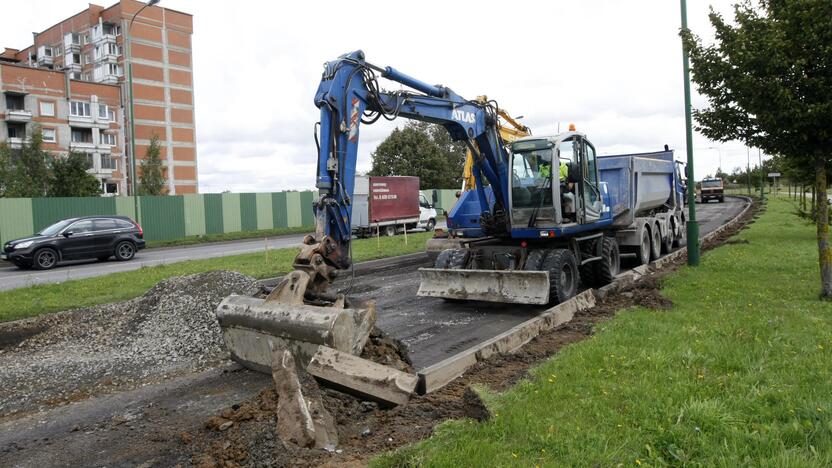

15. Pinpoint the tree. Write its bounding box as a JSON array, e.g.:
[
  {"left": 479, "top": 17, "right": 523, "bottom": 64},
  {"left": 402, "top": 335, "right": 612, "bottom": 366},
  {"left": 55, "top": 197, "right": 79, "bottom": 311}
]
[
  {"left": 369, "top": 121, "right": 466, "bottom": 189},
  {"left": 0, "top": 142, "right": 10, "bottom": 197},
  {"left": 682, "top": 0, "right": 832, "bottom": 299},
  {"left": 48, "top": 151, "right": 102, "bottom": 197},
  {"left": 139, "top": 134, "right": 167, "bottom": 195},
  {"left": 5, "top": 128, "right": 50, "bottom": 197}
]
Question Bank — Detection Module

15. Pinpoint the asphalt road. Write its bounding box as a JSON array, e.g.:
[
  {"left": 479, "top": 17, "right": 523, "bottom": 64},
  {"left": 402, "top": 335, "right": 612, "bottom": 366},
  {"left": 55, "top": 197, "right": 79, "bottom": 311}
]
[{"left": 0, "top": 223, "right": 445, "bottom": 292}]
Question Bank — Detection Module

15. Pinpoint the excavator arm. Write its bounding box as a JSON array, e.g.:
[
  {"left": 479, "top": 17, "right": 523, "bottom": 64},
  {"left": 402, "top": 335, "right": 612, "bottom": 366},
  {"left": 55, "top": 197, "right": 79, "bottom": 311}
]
[{"left": 298, "top": 50, "right": 514, "bottom": 300}]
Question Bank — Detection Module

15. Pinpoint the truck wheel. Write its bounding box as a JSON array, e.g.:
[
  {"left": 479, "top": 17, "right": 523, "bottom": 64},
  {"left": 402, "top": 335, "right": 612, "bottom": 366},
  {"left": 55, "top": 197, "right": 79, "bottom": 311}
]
[
  {"left": 541, "top": 249, "right": 579, "bottom": 305},
  {"left": 426, "top": 219, "right": 436, "bottom": 231},
  {"left": 674, "top": 220, "right": 687, "bottom": 248},
  {"left": 523, "top": 249, "right": 548, "bottom": 271},
  {"left": 650, "top": 224, "right": 662, "bottom": 261},
  {"left": 634, "top": 228, "right": 651, "bottom": 265},
  {"left": 385, "top": 225, "right": 397, "bottom": 237},
  {"left": 719, "top": 196, "right": 725, "bottom": 203},
  {"left": 593, "top": 237, "right": 620, "bottom": 285},
  {"left": 434, "top": 249, "right": 453, "bottom": 268},
  {"left": 661, "top": 225, "right": 673, "bottom": 254}
]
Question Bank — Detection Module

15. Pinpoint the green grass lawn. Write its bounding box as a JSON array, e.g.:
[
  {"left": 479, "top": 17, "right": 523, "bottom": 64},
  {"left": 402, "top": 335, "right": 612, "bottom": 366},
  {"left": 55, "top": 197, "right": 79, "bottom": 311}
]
[
  {"left": 0, "top": 231, "right": 432, "bottom": 323},
  {"left": 375, "top": 197, "right": 832, "bottom": 467}
]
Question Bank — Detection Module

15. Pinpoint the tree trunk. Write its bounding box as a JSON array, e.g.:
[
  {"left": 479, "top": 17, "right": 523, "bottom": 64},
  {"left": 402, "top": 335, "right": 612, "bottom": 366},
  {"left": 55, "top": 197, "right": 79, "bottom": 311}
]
[{"left": 815, "top": 157, "right": 831, "bottom": 300}]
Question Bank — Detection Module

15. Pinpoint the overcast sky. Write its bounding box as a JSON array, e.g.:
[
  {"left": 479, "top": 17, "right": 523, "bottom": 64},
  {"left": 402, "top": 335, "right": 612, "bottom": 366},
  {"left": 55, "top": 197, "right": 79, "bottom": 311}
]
[{"left": 2, "top": 0, "right": 765, "bottom": 192}]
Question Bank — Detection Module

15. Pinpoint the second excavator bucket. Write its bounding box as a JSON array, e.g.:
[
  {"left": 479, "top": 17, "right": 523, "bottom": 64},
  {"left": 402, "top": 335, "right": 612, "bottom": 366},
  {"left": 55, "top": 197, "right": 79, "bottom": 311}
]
[
  {"left": 216, "top": 235, "right": 376, "bottom": 373},
  {"left": 417, "top": 268, "right": 551, "bottom": 305}
]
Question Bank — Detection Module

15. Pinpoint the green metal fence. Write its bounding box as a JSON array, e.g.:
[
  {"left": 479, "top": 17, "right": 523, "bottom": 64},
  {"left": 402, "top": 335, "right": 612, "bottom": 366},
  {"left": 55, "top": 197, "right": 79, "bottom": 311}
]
[{"left": 0, "top": 189, "right": 460, "bottom": 245}]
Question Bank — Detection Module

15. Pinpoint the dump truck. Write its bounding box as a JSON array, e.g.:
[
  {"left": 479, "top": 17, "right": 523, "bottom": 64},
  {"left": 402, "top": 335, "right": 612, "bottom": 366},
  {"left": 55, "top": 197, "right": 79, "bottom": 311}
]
[
  {"left": 216, "top": 51, "right": 685, "bottom": 372},
  {"left": 698, "top": 177, "right": 725, "bottom": 203},
  {"left": 352, "top": 175, "right": 437, "bottom": 237}
]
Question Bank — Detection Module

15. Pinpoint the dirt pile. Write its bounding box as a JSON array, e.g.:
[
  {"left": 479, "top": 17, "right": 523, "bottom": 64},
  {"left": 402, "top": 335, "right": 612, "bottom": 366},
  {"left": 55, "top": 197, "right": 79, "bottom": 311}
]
[
  {"left": 0, "top": 270, "right": 258, "bottom": 418},
  {"left": 359, "top": 326, "right": 413, "bottom": 373}
]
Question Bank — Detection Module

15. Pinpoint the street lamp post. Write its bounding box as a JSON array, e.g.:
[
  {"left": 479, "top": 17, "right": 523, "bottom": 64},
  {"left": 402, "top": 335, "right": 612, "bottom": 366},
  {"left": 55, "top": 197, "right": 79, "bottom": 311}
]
[
  {"left": 126, "top": 0, "right": 160, "bottom": 223},
  {"left": 680, "top": 0, "right": 700, "bottom": 266}
]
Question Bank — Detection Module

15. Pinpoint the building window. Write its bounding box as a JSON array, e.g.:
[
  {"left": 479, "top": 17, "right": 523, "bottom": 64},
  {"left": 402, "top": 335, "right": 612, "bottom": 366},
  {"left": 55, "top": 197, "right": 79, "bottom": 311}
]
[
  {"left": 70, "top": 127, "right": 93, "bottom": 143},
  {"left": 4, "top": 94, "right": 25, "bottom": 111},
  {"left": 70, "top": 101, "right": 91, "bottom": 117},
  {"left": 100, "top": 132, "right": 116, "bottom": 146},
  {"left": 98, "top": 104, "right": 109, "bottom": 119},
  {"left": 82, "top": 34, "right": 89, "bottom": 45},
  {"left": 43, "top": 47, "right": 53, "bottom": 57},
  {"left": 42, "top": 128, "right": 56, "bottom": 142},
  {"left": 71, "top": 53, "right": 81, "bottom": 65},
  {"left": 101, "top": 155, "right": 117, "bottom": 170},
  {"left": 82, "top": 72, "right": 91, "bottom": 81},
  {"left": 107, "top": 108, "right": 116, "bottom": 121},
  {"left": 71, "top": 72, "right": 82, "bottom": 80},
  {"left": 39, "top": 101, "right": 55, "bottom": 117},
  {"left": 7, "top": 123, "right": 26, "bottom": 139},
  {"left": 54, "top": 45, "right": 62, "bottom": 56},
  {"left": 84, "top": 153, "right": 94, "bottom": 169}
]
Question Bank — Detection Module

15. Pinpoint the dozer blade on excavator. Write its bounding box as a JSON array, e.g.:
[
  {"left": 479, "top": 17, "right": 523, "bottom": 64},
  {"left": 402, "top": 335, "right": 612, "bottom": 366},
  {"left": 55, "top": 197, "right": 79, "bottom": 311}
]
[
  {"left": 216, "top": 235, "right": 376, "bottom": 373},
  {"left": 417, "top": 268, "right": 551, "bottom": 305}
]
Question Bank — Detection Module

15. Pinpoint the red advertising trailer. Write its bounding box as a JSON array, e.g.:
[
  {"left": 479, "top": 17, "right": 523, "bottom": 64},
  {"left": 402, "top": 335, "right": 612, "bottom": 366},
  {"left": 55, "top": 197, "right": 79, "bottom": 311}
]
[{"left": 352, "top": 176, "right": 427, "bottom": 237}]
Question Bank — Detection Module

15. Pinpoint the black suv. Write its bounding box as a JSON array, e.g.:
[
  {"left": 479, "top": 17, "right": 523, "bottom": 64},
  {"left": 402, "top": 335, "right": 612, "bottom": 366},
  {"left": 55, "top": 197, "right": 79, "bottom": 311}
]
[{"left": 2, "top": 216, "right": 146, "bottom": 270}]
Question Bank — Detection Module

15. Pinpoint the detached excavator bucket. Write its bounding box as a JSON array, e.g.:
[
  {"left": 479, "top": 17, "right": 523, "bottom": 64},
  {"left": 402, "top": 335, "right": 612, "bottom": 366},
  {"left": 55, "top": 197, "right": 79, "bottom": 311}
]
[
  {"left": 216, "top": 270, "right": 376, "bottom": 373},
  {"left": 417, "top": 268, "right": 551, "bottom": 305}
]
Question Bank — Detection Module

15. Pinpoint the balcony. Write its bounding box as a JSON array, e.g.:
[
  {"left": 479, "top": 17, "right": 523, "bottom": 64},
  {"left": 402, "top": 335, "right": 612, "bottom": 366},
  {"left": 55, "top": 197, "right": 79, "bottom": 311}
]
[
  {"left": 93, "top": 33, "right": 117, "bottom": 46},
  {"left": 37, "top": 55, "right": 53, "bottom": 67},
  {"left": 6, "top": 109, "right": 32, "bottom": 122},
  {"left": 64, "top": 34, "right": 81, "bottom": 53},
  {"left": 69, "top": 114, "right": 94, "bottom": 126},
  {"left": 8, "top": 137, "right": 24, "bottom": 149}
]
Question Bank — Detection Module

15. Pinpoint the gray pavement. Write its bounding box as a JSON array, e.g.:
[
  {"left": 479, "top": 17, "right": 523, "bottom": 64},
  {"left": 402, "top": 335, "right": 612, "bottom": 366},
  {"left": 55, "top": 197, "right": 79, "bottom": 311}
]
[{"left": 0, "top": 223, "right": 445, "bottom": 292}]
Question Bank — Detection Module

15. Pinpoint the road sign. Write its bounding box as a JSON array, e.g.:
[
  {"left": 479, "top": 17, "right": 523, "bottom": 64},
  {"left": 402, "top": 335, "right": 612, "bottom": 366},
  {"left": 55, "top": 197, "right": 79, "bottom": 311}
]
[{"left": 768, "top": 172, "right": 781, "bottom": 178}]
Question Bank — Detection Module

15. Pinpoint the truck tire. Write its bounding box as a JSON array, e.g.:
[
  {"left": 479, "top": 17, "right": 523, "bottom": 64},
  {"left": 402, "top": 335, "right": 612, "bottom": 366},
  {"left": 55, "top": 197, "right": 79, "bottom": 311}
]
[
  {"left": 385, "top": 225, "right": 397, "bottom": 237},
  {"left": 719, "top": 196, "right": 724, "bottom": 203},
  {"left": 661, "top": 224, "right": 673, "bottom": 254},
  {"left": 593, "top": 237, "right": 620, "bottom": 285},
  {"left": 634, "top": 228, "right": 651, "bottom": 265},
  {"left": 650, "top": 224, "right": 662, "bottom": 261},
  {"left": 426, "top": 219, "right": 436, "bottom": 231},
  {"left": 434, "top": 249, "right": 454, "bottom": 269},
  {"left": 674, "top": 220, "right": 687, "bottom": 248},
  {"left": 523, "top": 249, "right": 548, "bottom": 271},
  {"left": 540, "top": 249, "right": 579, "bottom": 305}
]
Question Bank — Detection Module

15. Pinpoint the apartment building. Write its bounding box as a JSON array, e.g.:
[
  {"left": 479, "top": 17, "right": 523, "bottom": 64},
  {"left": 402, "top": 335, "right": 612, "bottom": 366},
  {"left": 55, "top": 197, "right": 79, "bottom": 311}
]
[{"left": 0, "top": 0, "right": 197, "bottom": 194}]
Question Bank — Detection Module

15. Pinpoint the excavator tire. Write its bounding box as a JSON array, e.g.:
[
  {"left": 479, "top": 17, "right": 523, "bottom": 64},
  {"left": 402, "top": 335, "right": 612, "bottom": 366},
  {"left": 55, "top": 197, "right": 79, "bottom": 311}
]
[
  {"left": 578, "top": 240, "right": 598, "bottom": 287},
  {"left": 592, "top": 237, "right": 620, "bottom": 285},
  {"left": 540, "top": 249, "right": 579, "bottom": 305},
  {"left": 523, "top": 249, "right": 548, "bottom": 271},
  {"left": 434, "top": 249, "right": 454, "bottom": 269}
]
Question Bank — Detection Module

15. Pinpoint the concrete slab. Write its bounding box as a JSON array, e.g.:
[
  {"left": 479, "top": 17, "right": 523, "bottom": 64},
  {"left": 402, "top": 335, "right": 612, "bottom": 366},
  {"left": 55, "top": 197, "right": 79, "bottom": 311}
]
[
  {"left": 417, "top": 290, "right": 595, "bottom": 394},
  {"left": 306, "top": 346, "right": 418, "bottom": 406}
]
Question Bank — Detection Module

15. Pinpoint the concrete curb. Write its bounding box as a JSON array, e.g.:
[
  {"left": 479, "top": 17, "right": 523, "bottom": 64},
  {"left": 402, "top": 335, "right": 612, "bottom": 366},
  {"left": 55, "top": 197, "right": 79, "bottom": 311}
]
[{"left": 415, "top": 196, "right": 754, "bottom": 395}]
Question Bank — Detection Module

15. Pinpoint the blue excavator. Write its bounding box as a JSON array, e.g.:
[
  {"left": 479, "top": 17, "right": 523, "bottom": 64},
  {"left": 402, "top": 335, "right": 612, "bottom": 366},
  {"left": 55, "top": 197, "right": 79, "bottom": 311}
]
[{"left": 216, "top": 51, "right": 685, "bottom": 370}]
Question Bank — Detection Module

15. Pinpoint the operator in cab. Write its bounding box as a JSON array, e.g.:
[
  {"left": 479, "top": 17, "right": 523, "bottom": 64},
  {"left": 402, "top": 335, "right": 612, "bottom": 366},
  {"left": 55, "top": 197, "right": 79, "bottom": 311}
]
[{"left": 559, "top": 158, "right": 575, "bottom": 221}]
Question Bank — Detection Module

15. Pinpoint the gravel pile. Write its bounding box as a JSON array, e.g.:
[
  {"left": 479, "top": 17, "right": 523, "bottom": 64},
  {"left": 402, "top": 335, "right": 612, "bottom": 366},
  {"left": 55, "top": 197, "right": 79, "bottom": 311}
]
[{"left": 0, "top": 270, "right": 259, "bottom": 418}]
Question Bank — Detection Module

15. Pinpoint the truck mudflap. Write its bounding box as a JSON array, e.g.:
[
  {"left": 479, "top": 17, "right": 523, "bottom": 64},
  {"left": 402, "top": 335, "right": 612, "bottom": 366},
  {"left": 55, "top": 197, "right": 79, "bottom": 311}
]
[{"left": 417, "top": 268, "right": 550, "bottom": 305}]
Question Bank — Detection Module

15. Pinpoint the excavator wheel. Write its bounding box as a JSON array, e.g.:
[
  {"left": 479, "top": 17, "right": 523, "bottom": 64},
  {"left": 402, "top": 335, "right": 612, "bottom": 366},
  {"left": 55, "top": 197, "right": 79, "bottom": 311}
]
[
  {"left": 523, "top": 249, "right": 548, "bottom": 272},
  {"left": 540, "top": 249, "right": 579, "bottom": 305},
  {"left": 592, "top": 237, "right": 620, "bottom": 285}
]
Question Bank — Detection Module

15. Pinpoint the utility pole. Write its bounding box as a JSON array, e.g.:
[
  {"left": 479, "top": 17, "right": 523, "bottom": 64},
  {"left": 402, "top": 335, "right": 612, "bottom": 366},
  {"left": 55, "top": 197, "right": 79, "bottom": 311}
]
[
  {"left": 680, "top": 0, "right": 699, "bottom": 266},
  {"left": 746, "top": 147, "right": 752, "bottom": 196},
  {"left": 127, "top": 0, "right": 160, "bottom": 224},
  {"left": 758, "top": 148, "right": 764, "bottom": 201}
]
